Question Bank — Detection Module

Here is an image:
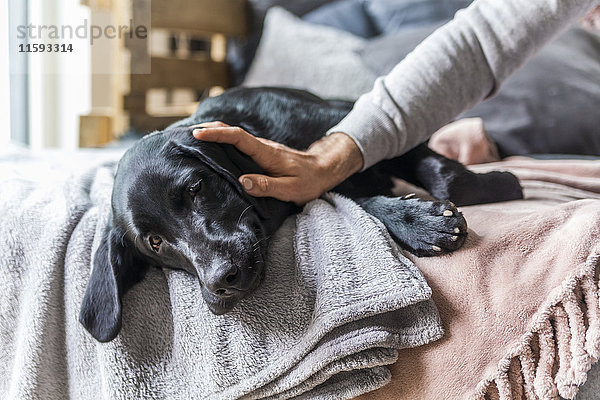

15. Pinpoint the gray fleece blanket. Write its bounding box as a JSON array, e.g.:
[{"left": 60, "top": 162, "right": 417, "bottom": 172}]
[{"left": 0, "top": 154, "right": 443, "bottom": 399}]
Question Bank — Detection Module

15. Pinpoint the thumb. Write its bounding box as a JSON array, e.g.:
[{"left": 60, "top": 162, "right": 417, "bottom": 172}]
[
  {"left": 239, "top": 174, "right": 296, "bottom": 201},
  {"left": 239, "top": 174, "right": 277, "bottom": 197}
]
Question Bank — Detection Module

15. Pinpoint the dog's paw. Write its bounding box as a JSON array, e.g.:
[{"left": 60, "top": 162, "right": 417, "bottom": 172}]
[
  {"left": 397, "top": 199, "right": 467, "bottom": 257},
  {"left": 361, "top": 197, "right": 468, "bottom": 257}
]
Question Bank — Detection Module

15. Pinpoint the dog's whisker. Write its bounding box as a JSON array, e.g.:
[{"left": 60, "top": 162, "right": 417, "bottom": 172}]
[
  {"left": 252, "top": 235, "right": 270, "bottom": 249},
  {"left": 237, "top": 205, "right": 254, "bottom": 226}
]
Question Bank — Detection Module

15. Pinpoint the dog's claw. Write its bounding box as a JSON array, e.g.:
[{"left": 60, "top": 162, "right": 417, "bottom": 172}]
[
  {"left": 360, "top": 197, "right": 467, "bottom": 258},
  {"left": 403, "top": 193, "right": 416, "bottom": 199}
]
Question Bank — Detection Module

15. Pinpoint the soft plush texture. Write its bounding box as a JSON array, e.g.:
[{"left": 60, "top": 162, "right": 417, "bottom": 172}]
[
  {"left": 242, "top": 7, "right": 376, "bottom": 100},
  {"left": 303, "top": 0, "right": 379, "bottom": 38},
  {"left": 3, "top": 149, "right": 600, "bottom": 399},
  {"left": 0, "top": 151, "right": 443, "bottom": 399},
  {"left": 361, "top": 158, "right": 600, "bottom": 399}
]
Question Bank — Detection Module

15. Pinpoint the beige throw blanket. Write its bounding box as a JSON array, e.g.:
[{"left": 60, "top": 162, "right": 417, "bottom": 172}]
[{"left": 364, "top": 158, "right": 600, "bottom": 399}]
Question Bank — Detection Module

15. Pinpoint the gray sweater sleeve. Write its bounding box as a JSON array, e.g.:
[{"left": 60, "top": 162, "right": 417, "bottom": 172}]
[{"left": 328, "top": 0, "right": 597, "bottom": 170}]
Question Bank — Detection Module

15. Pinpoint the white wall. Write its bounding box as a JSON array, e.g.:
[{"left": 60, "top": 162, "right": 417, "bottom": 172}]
[
  {"left": 27, "top": 0, "right": 91, "bottom": 150},
  {"left": 0, "top": 0, "right": 10, "bottom": 146}
]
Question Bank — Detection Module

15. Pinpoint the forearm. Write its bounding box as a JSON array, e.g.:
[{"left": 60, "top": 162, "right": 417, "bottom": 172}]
[{"left": 330, "top": 0, "right": 597, "bottom": 170}]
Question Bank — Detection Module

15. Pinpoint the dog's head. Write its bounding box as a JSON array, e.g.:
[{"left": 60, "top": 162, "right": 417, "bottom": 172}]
[{"left": 79, "top": 127, "right": 293, "bottom": 342}]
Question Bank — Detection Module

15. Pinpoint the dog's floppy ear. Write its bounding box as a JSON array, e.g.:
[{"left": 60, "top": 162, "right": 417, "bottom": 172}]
[
  {"left": 175, "top": 139, "right": 275, "bottom": 218},
  {"left": 79, "top": 225, "right": 146, "bottom": 342},
  {"left": 170, "top": 127, "right": 298, "bottom": 232}
]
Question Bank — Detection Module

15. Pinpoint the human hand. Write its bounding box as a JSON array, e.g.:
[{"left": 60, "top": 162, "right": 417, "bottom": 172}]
[{"left": 191, "top": 122, "right": 363, "bottom": 205}]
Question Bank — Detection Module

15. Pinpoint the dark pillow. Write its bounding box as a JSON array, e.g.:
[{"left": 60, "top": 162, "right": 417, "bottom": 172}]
[
  {"left": 358, "top": 26, "right": 600, "bottom": 156},
  {"left": 365, "top": 0, "right": 471, "bottom": 35},
  {"left": 461, "top": 28, "right": 600, "bottom": 156},
  {"left": 303, "top": 0, "right": 379, "bottom": 38}
]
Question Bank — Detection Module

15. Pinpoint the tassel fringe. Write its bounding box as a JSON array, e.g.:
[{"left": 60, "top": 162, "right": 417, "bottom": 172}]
[{"left": 472, "top": 253, "right": 600, "bottom": 399}]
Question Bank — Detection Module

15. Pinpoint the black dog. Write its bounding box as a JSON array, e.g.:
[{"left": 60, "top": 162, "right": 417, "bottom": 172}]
[{"left": 79, "top": 87, "right": 522, "bottom": 342}]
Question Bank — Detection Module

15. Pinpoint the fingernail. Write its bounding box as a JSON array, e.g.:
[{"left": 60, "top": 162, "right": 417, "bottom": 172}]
[{"left": 241, "top": 178, "right": 253, "bottom": 191}]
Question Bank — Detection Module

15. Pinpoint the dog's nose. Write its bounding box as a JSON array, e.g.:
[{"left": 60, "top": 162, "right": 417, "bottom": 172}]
[{"left": 205, "top": 262, "right": 240, "bottom": 296}]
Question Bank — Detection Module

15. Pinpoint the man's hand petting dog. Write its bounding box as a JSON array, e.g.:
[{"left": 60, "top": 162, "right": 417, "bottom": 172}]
[
  {"left": 192, "top": 121, "right": 364, "bottom": 205},
  {"left": 78, "top": 87, "right": 523, "bottom": 343}
]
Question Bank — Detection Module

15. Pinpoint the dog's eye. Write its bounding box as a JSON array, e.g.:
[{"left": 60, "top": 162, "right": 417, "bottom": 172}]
[
  {"left": 188, "top": 180, "right": 203, "bottom": 198},
  {"left": 149, "top": 235, "right": 162, "bottom": 252}
]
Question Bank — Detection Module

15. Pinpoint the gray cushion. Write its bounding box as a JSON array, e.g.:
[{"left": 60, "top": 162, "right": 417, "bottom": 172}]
[
  {"left": 357, "top": 21, "right": 446, "bottom": 75},
  {"left": 303, "top": 0, "right": 379, "bottom": 38},
  {"left": 243, "top": 7, "right": 376, "bottom": 100},
  {"left": 227, "top": 0, "right": 337, "bottom": 84}
]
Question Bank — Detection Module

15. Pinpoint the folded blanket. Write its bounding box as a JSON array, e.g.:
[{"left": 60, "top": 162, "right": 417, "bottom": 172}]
[
  {"left": 0, "top": 157, "right": 443, "bottom": 400},
  {"left": 363, "top": 158, "right": 600, "bottom": 399}
]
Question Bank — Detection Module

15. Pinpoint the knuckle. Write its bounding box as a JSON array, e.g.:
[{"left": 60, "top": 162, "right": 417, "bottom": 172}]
[
  {"left": 286, "top": 157, "right": 305, "bottom": 173},
  {"left": 256, "top": 176, "right": 271, "bottom": 192},
  {"left": 284, "top": 158, "right": 297, "bottom": 171}
]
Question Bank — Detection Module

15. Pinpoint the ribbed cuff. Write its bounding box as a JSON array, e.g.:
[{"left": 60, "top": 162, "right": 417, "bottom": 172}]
[{"left": 326, "top": 97, "right": 403, "bottom": 171}]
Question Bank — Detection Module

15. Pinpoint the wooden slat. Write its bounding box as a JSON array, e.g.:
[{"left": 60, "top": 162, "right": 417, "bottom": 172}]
[
  {"left": 130, "top": 57, "right": 230, "bottom": 91},
  {"left": 79, "top": 115, "right": 112, "bottom": 147},
  {"left": 123, "top": 93, "right": 147, "bottom": 113},
  {"left": 151, "top": 0, "right": 248, "bottom": 36},
  {"left": 130, "top": 114, "right": 187, "bottom": 133}
]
